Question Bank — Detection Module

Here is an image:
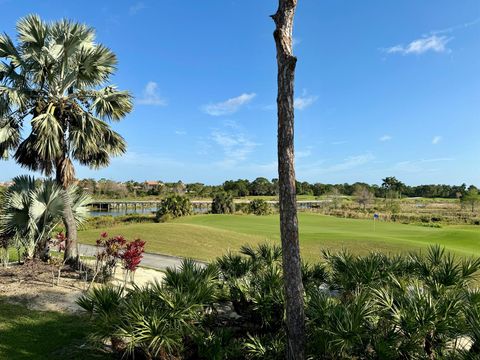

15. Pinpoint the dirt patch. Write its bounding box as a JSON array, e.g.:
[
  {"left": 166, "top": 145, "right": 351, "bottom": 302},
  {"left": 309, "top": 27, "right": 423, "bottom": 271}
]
[
  {"left": 0, "top": 260, "right": 165, "bottom": 314},
  {"left": 0, "top": 260, "right": 85, "bottom": 313}
]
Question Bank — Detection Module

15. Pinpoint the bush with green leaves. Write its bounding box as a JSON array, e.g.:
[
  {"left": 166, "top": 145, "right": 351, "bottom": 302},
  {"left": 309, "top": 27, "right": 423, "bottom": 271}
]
[
  {"left": 78, "top": 260, "right": 221, "bottom": 358},
  {"left": 235, "top": 202, "right": 249, "bottom": 214},
  {"left": 86, "top": 214, "right": 155, "bottom": 230},
  {"left": 211, "top": 192, "right": 235, "bottom": 214},
  {"left": 248, "top": 199, "right": 271, "bottom": 216},
  {"left": 0, "top": 175, "right": 90, "bottom": 259},
  {"left": 78, "top": 244, "right": 480, "bottom": 359},
  {"left": 155, "top": 195, "right": 192, "bottom": 222}
]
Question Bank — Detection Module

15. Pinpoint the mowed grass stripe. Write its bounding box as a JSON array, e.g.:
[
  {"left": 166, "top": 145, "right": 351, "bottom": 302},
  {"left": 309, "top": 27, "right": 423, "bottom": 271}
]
[
  {"left": 176, "top": 214, "right": 480, "bottom": 256},
  {"left": 79, "top": 222, "right": 265, "bottom": 261},
  {"left": 78, "top": 213, "right": 480, "bottom": 262}
]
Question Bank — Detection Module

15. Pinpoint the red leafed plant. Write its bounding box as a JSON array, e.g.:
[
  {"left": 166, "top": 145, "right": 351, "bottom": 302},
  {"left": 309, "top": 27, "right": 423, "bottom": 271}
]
[
  {"left": 121, "top": 239, "right": 146, "bottom": 272},
  {"left": 93, "top": 232, "right": 146, "bottom": 284},
  {"left": 53, "top": 232, "right": 67, "bottom": 252}
]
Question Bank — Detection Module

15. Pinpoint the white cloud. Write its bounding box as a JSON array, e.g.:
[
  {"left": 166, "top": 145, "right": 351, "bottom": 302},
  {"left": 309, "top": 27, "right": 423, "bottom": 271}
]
[
  {"left": 327, "top": 154, "right": 375, "bottom": 172},
  {"left": 196, "top": 140, "right": 212, "bottom": 156},
  {"left": 432, "top": 136, "right": 442, "bottom": 145},
  {"left": 223, "top": 119, "right": 241, "bottom": 129},
  {"left": 246, "top": 161, "right": 277, "bottom": 174},
  {"left": 298, "top": 153, "right": 375, "bottom": 177},
  {"left": 393, "top": 157, "right": 453, "bottom": 173},
  {"left": 380, "top": 135, "right": 392, "bottom": 142},
  {"left": 129, "top": 2, "right": 146, "bottom": 15},
  {"left": 137, "top": 82, "right": 167, "bottom": 106},
  {"left": 202, "top": 93, "right": 256, "bottom": 116},
  {"left": 175, "top": 130, "right": 187, "bottom": 136},
  {"left": 385, "top": 35, "right": 452, "bottom": 55},
  {"left": 432, "top": 17, "right": 480, "bottom": 35},
  {"left": 294, "top": 90, "right": 318, "bottom": 110},
  {"left": 211, "top": 130, "right": 258, "bottom": 166},
  {"left": 112, "top": 151, "right": 184, "bottom": 168}
]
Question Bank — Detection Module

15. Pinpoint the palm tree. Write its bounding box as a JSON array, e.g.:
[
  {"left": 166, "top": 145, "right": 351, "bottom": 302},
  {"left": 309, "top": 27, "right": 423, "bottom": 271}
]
[
  {"left": 0, "top": 175, "right": 90, "bottom": 259},
  {"left": 0, "top": 15, "right": 133, "bottom": 262}
]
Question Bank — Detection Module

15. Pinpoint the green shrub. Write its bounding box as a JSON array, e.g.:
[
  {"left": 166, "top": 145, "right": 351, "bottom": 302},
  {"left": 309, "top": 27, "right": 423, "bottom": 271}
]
[
  {"left": 235, "top": 202, "right": 249, "bottom": 214},
  {"left": 211, "top": 192, "right": 235, "bottom": 214},
  {"left": 85, "top": 215, "right": 116, "bottom": 229},
  {"left": 248, "top": 199, "right": 271, "bottom": 216},
  {"left": 416, "top": 222, "right": 442, "bottom": 228},
  {"left": 85, "top": 214, "right": 155, "bottom": 229},
  {"left": 79, "top": 245, "right": 480, "bottom": 359},
  {"left": 192, "top": 328, "right": 243, "bottom": 359},
  {"left": 157, "top": 213, "right": 173, "bottom": 223},
  {"left": 78, "top": 261, "right": 219, "bottom": 358},
  {"left": 155, "top": 195, "right": 192, "bottom": 222},
  {"left": 244, "top": 333, "right": 285, "bottom": 359}
]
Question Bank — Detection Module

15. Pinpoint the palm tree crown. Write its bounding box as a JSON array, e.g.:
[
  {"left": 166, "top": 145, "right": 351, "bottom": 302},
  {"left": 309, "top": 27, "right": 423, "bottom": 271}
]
[{"left": 0, "top": 14, "right": 133, "bottom": 185}]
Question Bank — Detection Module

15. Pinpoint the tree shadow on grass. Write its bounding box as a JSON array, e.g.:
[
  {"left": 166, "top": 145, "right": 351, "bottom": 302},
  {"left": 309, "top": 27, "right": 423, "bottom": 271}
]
[{"left": 0, "top": 298, "right": 111, "bottom": 359}]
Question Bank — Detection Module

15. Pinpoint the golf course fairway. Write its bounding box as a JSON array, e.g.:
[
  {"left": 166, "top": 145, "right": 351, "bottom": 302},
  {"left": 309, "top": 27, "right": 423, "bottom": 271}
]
[{"left": 78, "top": 213, "right": 480, "bottom": 262}]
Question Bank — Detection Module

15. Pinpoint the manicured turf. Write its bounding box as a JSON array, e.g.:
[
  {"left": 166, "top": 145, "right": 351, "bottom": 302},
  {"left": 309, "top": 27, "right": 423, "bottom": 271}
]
[
  {"left": 78, "top": 213, "right": 480, "bottom": 262},
  {"left": 0, "top": 299, "right": 110, "bottom": 359}
]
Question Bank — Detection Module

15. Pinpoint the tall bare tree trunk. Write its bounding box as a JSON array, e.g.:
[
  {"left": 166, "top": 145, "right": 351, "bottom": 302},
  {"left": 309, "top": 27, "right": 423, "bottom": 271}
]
[{"left": 272, "top": 1, "right": 305, "bottom": 359}]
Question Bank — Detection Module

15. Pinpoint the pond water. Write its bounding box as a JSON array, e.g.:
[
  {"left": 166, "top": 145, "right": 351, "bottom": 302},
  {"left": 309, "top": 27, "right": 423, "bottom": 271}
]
[
  {"left": 89, "top": 206, "right": 209, "bottom": 217},
  {"left": 88, "top": 201, "right": 323, "bottom": 217}
]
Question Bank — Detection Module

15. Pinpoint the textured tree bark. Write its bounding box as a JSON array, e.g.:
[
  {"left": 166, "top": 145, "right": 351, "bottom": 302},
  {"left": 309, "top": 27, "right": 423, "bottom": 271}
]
[
  {"left": 62, "top": 199, "right": 78, "bottom": 262},
  {"left": 271, "top": 1, "right": 305, "bottom": 359},
  {"left": 56, "top": 161, "right": 79, "bottom": 263}
]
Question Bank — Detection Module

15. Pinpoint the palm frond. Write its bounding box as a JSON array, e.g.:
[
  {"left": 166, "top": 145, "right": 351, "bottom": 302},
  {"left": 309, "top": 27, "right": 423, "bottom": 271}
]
[
  {"left": 16, "top": 14, "right": 47, "bottom": 52},
  {"left": 30, "top": 111, "right": 63, "bottom": 163},
  {"left": 49, "top": 18, "right": 95, "bottom": 56},
  {"left": 29, "top": 179, "right": 65, "bottom": 233},
  {"left": 65, "top": 184, "right": 91, "bottom": 227},
  {"left": 0, "top": 33, "right": 22, "bottom": 66},
  {"left": 0, "top": 118, "right": 21, "bottom": 159},
  {"left": 13, "top": 134, "right": 46, "bottom": 172},
  {"left": 84, "top": 86, "right": 133, "bottom": 121},
  {"left": 0, "top": 176, "right": 90, "bottom": 256},
  {"left": 70, "top": 113, "right": 126, "bottom": 168},
  {"left": 0, "top": 85, "right": 29, "bottom": 109},
  {"left": 76, "top": 45, "right": 117, "bottom": 87}
]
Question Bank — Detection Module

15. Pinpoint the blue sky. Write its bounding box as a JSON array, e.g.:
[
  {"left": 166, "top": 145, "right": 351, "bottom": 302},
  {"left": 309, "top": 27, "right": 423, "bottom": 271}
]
[{"left": 1, "top": 0, "right": 479, "bottom": 185}]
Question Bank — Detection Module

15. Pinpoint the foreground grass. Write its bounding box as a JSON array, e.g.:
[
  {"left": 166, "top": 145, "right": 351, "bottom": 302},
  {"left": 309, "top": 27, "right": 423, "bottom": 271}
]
[
  {"left": 0, "top": 299, "right": 109, "bottom": 359},
  {"left": 78, "top": 213, "right": 480, "bottom": 262}
]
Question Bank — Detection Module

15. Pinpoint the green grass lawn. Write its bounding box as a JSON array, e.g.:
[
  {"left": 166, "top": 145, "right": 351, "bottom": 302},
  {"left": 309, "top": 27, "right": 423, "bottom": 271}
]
[
  {"left": 78, "top": 213, "right": 480, "bottom": 262},
  {"left": 0, "top": 299, "right": 110, "bottom": 360}
]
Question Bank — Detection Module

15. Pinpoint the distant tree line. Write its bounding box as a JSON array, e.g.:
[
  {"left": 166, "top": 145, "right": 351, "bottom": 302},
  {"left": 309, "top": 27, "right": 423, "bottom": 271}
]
[{"left": 58, "top": 176, "right": 479, "bottom": 200}]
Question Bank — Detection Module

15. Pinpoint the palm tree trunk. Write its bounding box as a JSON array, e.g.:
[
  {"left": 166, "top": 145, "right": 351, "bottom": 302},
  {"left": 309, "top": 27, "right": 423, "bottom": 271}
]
[
  {"left": 62, "top": 200, "right": 78, "bottom": 261},
  {"left": 272, "top": 1, "right": 305, "bottom": 359},
  {"left": 56, "top": 162, "right": 78, "bottom": 263}
]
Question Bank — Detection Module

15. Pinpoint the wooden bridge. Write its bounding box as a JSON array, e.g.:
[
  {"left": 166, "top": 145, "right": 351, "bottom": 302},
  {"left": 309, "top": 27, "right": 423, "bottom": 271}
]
[
  {"left": 88, "top": 200, "right": 214, "bottom": 212},
  {"left": 88, "top": 199, "right": 330, "bottom": 213}
]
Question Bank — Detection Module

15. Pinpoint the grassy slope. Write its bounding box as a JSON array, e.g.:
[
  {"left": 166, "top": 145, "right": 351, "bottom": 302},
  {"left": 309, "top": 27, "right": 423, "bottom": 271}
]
[
  {"left": 78, "top": 213, "right": 480, "bottom": 262},
  {"left": 0, "top": 299, "right": 109, "bottom": 360}
]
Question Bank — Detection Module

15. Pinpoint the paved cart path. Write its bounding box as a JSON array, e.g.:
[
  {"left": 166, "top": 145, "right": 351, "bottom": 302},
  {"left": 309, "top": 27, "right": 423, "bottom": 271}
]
[{"left": 78, "top": 244, "right": 205, "bottom": 271}]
